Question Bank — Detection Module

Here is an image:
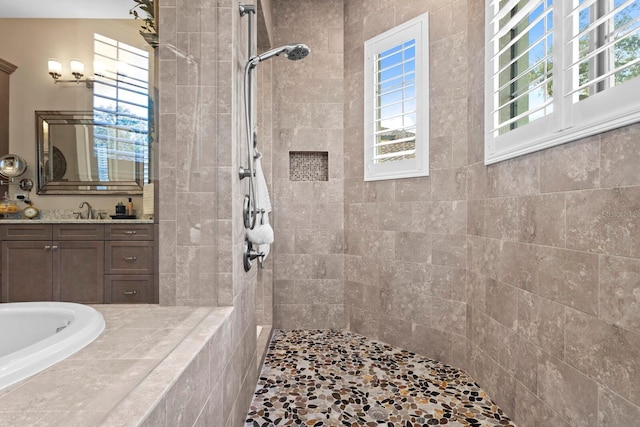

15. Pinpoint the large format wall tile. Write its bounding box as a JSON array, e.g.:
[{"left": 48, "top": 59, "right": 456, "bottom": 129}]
[
  {"left": 485, "top": 197, "right": 518, "bottom": 241},
  {"left": 566, "top": 187, "right": 640, "bottom": 256},
  {"left": 599, "top": 255, "right": 640, "bottom": 334},
  {"left": 598, "top": 387, "right": 640, "bottom": 427},
  {"left": 600, "top": 123, "right": 640, "bottom": 187},
  {"left": 517, "top": 292, "right": 565, "bottom": 358},
  {"left": 517, "top": 193, "right": 566, "bottom": 247},
  {"left": 537, "top": 247, "right": 599, "bottom": 315},
  {"left": 499, "top": 241, "right": 540, "bottom": 293},
  {"left": 514, "top": 382, "right": 567, "bottom": 427},
  {"left": 537, "top": 353, "right": 599, "bottom": 427},
  {"left": 539, "top": 136, "right": 600, "bottom": 193},
  {"left": 565, "top": 307, "right": 640, "bottom": 406},
  {"left": 485, "top": 278, "right": 518, "bottom": 330}
]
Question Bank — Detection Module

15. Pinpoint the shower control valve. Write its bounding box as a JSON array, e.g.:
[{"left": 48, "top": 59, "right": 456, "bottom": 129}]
[
  {"left": 238, "top": 166, "right": 254, "bottom": 180},
  {"left": 243, "top": 238, "right": 264, "bottom": 272}
]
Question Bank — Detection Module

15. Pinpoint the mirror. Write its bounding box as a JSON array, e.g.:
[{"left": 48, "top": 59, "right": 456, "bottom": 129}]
[
  {"left": 0, "top": 154, "right": 27, "bottom": 179},
  {"left": 36, "top": 111, "right": 147, "bottom": 194}
]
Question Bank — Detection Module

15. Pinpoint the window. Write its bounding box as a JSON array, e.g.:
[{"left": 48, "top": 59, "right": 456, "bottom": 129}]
[
  {"left": 92, "top": 33, "right": 150, "bottom": 184},
  {"left": 485, "top": 0, "right": 640, "bottom": 164},
  {"left": 364, "top": 13, "right": 429, "bottom": 181}
]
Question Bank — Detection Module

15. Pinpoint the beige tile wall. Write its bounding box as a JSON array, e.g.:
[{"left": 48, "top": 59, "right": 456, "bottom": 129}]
[
  {"left": 344, "top": 0, "right": 469, "bottom": 370},
  {"left": 157, "top": 0, "right": 258, "bottom": 425},
  {"left": 156, "top": 0, "right": 640, "bottom": 424},
  {"left": 271, "top": 0, "right": 345, "bottom": 329},
  {"left": 254, "top": 4, "right": 274, "bottom": 325},
  {"left": 345, "top": 0, "right": 640, "bottom": 426}
]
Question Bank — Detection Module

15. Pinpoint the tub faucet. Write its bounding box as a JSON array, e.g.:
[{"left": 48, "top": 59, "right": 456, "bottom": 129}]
[{"left": 79, "top": 201, "right": 94, "bottom": 219}]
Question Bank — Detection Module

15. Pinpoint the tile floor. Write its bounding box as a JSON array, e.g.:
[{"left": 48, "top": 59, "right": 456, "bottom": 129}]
[{"left": 246, "top": 329, "right": 516, "bottom": 426}]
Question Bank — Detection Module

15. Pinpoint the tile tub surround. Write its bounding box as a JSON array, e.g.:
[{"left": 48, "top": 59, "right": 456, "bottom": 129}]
[
  {"left": 246, "top": 329, "right": 516, "bottom": 426},
  {"left": 0, "top": 304, "right": 238, "bottom": 427}
]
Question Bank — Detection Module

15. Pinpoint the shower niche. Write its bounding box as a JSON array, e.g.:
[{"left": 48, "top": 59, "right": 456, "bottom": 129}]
[{"left": 289, "top": 151, "right": 329, "bottom": 182}]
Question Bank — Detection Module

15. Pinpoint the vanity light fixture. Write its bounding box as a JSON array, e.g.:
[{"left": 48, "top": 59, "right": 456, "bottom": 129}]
[{"left": 47, "top": 59, "right": 94, "bottom": 88}]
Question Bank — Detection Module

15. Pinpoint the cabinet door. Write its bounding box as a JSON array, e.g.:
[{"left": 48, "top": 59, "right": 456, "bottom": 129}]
[
  {"left": 54, "top": 241, "right": 104, "bottom": 304},
  {"left": 1, "top": 241, "right": 53, "bottom": 302}
]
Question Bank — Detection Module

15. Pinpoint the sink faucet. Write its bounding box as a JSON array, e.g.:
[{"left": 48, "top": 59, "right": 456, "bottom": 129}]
[{"left": 79, "top": 201, "right": 94, "bottom": 219}]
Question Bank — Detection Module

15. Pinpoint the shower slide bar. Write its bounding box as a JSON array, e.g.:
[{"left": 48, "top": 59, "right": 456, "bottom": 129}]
[{"left": 239, "top": 4, "right": 258, "bottom": 231}]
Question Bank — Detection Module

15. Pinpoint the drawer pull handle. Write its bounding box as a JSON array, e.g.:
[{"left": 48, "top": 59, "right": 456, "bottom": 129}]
[
  {"left": 52, "top": 245, "right": 58, "bottom": 250},
  {"left": 123, "top": 230, "right": 137, "bottom": 235},
  {"left": 123, "top": 290, "right": 138, "bottom": 296},
  {"left": 123, "top": 256, "right": 137, "bottom": 261},
  {"left": 44, "top": 245, "right": 51, "bottom": 250}
]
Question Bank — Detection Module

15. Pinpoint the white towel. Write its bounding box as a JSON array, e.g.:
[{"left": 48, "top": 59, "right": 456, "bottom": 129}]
[{"left": 246, "top": 155, "right": 274, "bottom": 264}]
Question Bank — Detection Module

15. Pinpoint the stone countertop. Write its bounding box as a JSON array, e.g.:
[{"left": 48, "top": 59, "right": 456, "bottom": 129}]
[
  {"left": 0, "top": 209, "right": 153, "bottom": 224},
  {"left": 0, "top": 218, "right": 154, "bottom": 224},
  {"left": 0, "top": 304, "right": 232, "bottom": 427}
]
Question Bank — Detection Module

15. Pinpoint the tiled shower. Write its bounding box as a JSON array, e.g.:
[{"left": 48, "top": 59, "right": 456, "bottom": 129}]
[{"left": 158, "top": 0, "right": 640, "bottom": 425}]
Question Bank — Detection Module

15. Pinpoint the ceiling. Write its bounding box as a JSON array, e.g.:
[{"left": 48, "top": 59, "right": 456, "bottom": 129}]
[{"left": 0, "top": 0, "right": 133, "bottom": 18}]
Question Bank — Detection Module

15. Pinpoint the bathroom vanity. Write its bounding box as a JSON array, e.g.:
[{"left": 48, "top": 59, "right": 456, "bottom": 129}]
[{"left": 0, "top": 221, "right": 156, "bottom": 304}]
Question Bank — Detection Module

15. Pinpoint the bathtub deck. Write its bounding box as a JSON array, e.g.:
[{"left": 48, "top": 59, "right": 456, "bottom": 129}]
[
  {"left": 0, "top": 304, "right": 230, "bottom": 427},
  {"left": 246, "top": 329, "right": 517, "bottom": 426}
]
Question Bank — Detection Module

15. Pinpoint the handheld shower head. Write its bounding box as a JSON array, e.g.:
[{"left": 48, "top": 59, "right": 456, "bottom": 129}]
[
  {"left": 247, "top": 43, "right": 310, "bottom": 68},
  {"left": 282, "top": 44, "right": 310, "bottom": 60}
]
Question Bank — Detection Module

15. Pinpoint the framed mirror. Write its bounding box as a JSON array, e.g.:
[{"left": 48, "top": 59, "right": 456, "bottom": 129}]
[{"left": 36, "top": 111, "right": 149, "bottom": 194}]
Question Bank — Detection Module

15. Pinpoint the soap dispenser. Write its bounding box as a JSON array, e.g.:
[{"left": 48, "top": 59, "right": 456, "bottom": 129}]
[{"left": 126, "top": 198, "right": 134, "bottom": 216}]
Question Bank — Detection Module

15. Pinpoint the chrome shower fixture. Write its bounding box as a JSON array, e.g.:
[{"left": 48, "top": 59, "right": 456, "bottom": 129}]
[
  {"left": 239, "top": 4, "right": 311, "bottom": 272},
  {"left": 247, "top": 43, "right": 311, "bottom": 69},
  {"left": 240, "top": 41, "right": 311, "bottom": 232}
]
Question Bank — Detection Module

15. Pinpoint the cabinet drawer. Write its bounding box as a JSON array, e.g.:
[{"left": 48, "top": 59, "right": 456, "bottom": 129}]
[
  {"left": 105, "top": 275, "right": 153, "bottom": 303},
  {"left": 1, "top": 224, "right": 52, "bottom": 240},
  {"left": 54, "top": 224, "right": 104, "bottom": 240},
  {"left": 106, "top": 224, "right": 154, "bottom": 241},
  {"left": 105, "top": 241, "right": 153, "bottom": 274}
]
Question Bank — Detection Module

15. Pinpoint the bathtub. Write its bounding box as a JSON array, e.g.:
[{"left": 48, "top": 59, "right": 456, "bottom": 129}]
[{"left": 0, "top": 302, "right": 105, "bottom": 390}]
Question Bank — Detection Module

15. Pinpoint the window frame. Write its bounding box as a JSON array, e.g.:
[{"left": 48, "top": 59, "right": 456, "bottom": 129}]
[
  {"left": 485, "top": 0, "right": 640, "bottom": 165},
  {"left": 93, "top": 33, "right": 151, "bottom": 184},
  {"left": 364, "top": 13, "right": 429, "bottom": 181}
]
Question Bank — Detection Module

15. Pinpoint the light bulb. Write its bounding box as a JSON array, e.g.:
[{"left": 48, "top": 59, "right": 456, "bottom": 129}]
[
  {"left": 48, "top": 59, "right": 62, "bottom": 75},
  {"left": 70, "top": 60, "right": 84, "bottom": 75}
]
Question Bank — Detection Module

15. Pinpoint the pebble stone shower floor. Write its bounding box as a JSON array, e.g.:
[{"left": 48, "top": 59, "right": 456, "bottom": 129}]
[{"left": 245, "top": 329, "right": 516, "bottom": 427}]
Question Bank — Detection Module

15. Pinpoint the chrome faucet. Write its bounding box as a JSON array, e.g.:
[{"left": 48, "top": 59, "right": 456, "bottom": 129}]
[{"left": 79, "top": 201, "right": 94, "bottom": 219}]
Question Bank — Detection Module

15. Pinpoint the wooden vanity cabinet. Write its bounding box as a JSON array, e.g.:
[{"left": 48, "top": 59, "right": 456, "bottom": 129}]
[
  {"left": 0, "top": 224, "right": 104, "bottom": 303},
  {"left": 104, "top": 223, "right": 155, "bottom": 304},
  {"left": 0, "top": 222, "right": 155, "bottom": 304}
]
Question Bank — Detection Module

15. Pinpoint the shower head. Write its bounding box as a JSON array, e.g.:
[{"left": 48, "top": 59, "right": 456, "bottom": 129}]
[{"left": 247, "top": 43, "right": 310, "bottom": 69}]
